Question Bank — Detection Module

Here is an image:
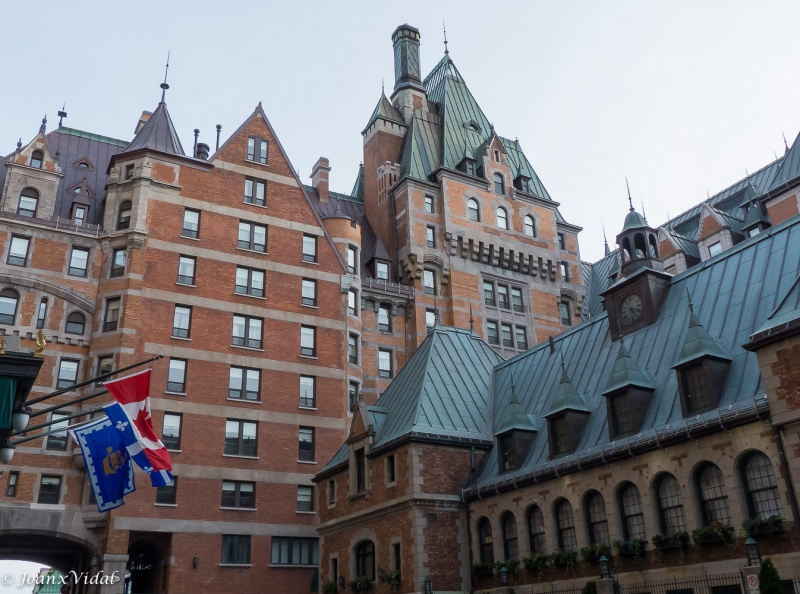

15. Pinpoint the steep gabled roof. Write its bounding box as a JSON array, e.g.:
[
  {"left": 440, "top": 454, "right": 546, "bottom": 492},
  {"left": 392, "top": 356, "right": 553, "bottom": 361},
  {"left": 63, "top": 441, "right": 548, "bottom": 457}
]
[
  {"left": 748, "top": 272, "right": 800, "bottom": 344},
  {"left": 602, "top": 339, "right": 654, "bottom": 395},
  {"left": 351, "top": 163, "right": 365, "bottom": 201},
  {"left": 122, "top": 100, "right": 185, "bottom": 156},
  {"left": 363, "top": 91, "right": 406, "bottom": 132},
  {"left": 494, "top": 386, "right": 537, "bottom": 436},
  {"left": 768, "top": 129, "right": 800, "bottom": 192},
  {"left": 545, "top": 365, "right": 590, "bottom": 417}
]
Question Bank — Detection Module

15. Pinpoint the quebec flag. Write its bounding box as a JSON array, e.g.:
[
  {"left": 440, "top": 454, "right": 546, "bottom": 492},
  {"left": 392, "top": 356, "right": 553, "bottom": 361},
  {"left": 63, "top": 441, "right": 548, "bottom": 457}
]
[
  {"left": 103, "top": 369, "right": 173, "bottom": 487},
  {"left": 70, "top": 417, "right": 135, "bottom": 512}
]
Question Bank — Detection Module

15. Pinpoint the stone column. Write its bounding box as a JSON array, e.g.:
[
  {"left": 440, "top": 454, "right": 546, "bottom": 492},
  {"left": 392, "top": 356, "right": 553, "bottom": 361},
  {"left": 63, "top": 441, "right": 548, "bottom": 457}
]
[{"left": 99, "top": 554, "right": 127, "bottom": 594}]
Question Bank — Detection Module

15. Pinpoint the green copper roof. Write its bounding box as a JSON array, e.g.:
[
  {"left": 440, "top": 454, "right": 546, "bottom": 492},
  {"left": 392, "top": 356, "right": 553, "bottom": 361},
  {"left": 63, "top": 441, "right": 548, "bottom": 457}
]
[
  {"left": 622, "top": 208, "right": 649, "bottom": 232},
  {"left": 661, "top": 227, "right": 700, "bottom": 258},
  {"left": 672, "top": 305, "right": 732, "bottom": 368},
  {"left": 602, "top": 339, "right": 655, "bottom": 395},
  {"left": 545, "top": 365, "right": 590, "bottom": 417},
  {"left": 351, "top": 163, "right": 365, "bottom": 201},
  {"left": 743, "top": 199, "right": 770, "bottom": 229},
  {"left": 363, "top": 91, "right": 406, "bottom": 132},
  {"left": 494, "top": 385, "right": 537, "bottom": 437},
  {"left": 752, "top": 272, "right": 800, "bottom": 336},
  {"left": 56, "top": 126, "right": 129, "bottom": 147}
]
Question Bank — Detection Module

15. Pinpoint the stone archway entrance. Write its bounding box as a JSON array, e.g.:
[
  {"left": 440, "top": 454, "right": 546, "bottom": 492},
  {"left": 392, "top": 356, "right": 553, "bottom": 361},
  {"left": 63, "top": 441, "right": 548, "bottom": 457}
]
[{"left": 124, "top": 532, "right": 171, "bottom": 594}]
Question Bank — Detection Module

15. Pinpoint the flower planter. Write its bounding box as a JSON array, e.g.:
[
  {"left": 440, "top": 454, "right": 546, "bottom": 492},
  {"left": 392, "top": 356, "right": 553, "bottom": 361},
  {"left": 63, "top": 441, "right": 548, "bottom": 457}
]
[
  {"left": 651, "top": 532, "right": 690, "bottom": 552},
  {"left": 615, "top": 540, "right": 647, "bottom": 558}
]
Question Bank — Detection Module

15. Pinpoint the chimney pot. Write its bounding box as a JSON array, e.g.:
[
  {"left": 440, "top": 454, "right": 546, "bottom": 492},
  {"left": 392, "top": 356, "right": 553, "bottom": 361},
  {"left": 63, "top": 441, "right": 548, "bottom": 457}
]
[
  {"left": 195, "top": 143, "right": 210, "bottom": 160},
  {"left": 311, "top": 157, "right": 331, "bottom": 203}
]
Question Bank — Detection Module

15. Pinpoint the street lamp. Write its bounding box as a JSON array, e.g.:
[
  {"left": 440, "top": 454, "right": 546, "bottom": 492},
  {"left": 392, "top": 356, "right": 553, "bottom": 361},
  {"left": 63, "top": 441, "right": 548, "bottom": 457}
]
[
  {"left": 599, "top": 556, "right": 611, "bottom": 579},
  {"left": 0, "top": 443, "right": 14, "bottom": 464},
  {"left": 499, "top": 565, "right": 508, "bottom": 586},
  {"left": 11, "top": 407, "right": 30, "bottom": 432},
  {"left": 424, "top": 575, "right": 432, "bottom": 594},
  {"left": 745, "top": 538, "right": 761, "bottom": 566}
]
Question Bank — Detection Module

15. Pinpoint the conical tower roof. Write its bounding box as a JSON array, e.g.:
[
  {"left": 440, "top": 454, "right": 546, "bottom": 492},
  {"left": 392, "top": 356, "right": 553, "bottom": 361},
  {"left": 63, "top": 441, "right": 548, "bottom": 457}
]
[{"left": 123, "top": 99, "right": 185, "bottom": 156}]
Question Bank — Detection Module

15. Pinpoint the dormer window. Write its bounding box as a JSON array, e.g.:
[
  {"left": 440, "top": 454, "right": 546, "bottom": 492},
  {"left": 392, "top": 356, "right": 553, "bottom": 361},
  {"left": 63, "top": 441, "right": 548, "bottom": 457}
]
[
  {"left": 467, "top": 122, "right": 480, "bottom": 132},
  {"left": 79, "top": 162, "right": 89, "bottom": 169},
  {"left": 494, "top": 149, "right": 500, "bottom": 162},
  {"left": 708, "top": 242, "right": 722, "bottom": 257},
  {"left": 550, "top": 415, "right": 569, "bottom": 456},
  {"left": 681, "top": 363, "right": 713, "bottom": 413},
  {"left": 466, "top": 161, "right": 476, "bottom": 176},
  {"left": 30, "top": 150, "right": 43, "bottom": 169},
  {"left": 499, "top": 434, "right": 517, "bottom": 471},
  {"left": 17, "top": 188, "right": 38, "bottom": 217},
  {"left": 354, "top": 447, "right": 366, "bottom": 493},
  {"left": 376, "top": 261, "right": 389, "bottom": 280}
]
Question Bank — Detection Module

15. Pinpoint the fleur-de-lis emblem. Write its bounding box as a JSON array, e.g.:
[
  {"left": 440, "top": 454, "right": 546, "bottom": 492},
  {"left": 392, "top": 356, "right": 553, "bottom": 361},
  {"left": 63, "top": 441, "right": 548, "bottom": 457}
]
[
  {"left": 143, "top": 466, "right": 153, "bottom": 472},
  {"left": 115, "top": 420, "right": 129, "bottom": 431}
]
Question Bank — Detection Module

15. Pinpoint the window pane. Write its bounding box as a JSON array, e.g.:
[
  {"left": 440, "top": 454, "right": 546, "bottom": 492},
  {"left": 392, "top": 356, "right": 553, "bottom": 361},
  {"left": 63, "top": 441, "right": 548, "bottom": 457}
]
[
  {"left": 426, "top": 310, "right": 435, "bottom": 327},
  {"left": 162, "top": 414, "right": 181, "bottom": 450},
  {"left": 173, "top": 307, "right": 191, "bottom": 337},
  {"left": 241, "top": 422, "right": 257, "bottom": 456},
  {"left": 57, "top": 360, "right": 78, "bottom": 388},
  {"left": 297, "top": 486, "right": 313, "bottom": 511},
  {"left": 232, "top": 316, "right": 246, "bottom": 344},
  {"left": 178, "top": 257, "right": 195, "bottom": 283},
  {"left": 238, "top": 222, "right": 251, "bottom": 244},
  {"left": 235, "top": 267, "right": 249, "bottom": 292},
  {"left": 167, "top": 359, "right": 186, "bottom": 391},
  {"left": 377, "top": 262, "right": 389, "bottom": 280},
  {"left": 225, "top": 420, "right": 240, "bottom": 454},
  {"left": 9, "top": 237, "right": 29, "bottom": 261}
]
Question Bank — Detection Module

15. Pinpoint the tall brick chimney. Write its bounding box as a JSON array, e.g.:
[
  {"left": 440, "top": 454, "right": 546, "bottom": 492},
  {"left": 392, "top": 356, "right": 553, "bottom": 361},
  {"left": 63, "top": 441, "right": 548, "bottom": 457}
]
[{"left": 311, "top": 157, "right": 331, "bottom": 203}]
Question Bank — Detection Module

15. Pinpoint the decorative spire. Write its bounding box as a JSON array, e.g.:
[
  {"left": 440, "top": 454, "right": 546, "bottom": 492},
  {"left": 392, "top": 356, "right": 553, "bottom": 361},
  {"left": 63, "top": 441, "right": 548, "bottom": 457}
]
[
  {"left": 603, "top": 224, "right": 610, "bottom": 257},
  {"left": 39, "top": 115, "right": 47, "bottom": 134},
  {"left": 640, "top": 198, "right": 647, "bottom": 221},
  {"left": 626, "top": 178, "right": 633, "bottom": 211},
  {"left": 16, "top": 138, "right": 22, "bottom": 151},
  {"left": 57, "top": 103, "right": 67, "bottom": 127},
  {"left": 784, "top": 132, "right": 790, "bottom": 155},
  {"left": 443, "top": 20, "right": 449, "bottom": 54},
  {"left": 216, "top": 124, "right": 222, "bottom": 151},
  {"left": 160, "top": 51, "right": 171, "bottom": 103}
]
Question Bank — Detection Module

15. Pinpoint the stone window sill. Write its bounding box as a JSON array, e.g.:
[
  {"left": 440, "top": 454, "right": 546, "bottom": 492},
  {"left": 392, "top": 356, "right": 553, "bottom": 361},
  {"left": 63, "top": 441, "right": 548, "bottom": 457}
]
[
  {"left": 170, "top": 336, "right": 191, "bottom": 341},
  {"left": 176, "top": 282, "right": 196, "bottom": 288},
  {"left": 301, "top": 304, "right": 319, "bottom": 309},
  {"left": 227, "top": 398, "right": 262, "bottom": 404},
  {"left": 301, "top": 261, "right": 319, "bottom": 266},
  {"left": 298, "top": 460, "right": 317, "bottom": 465},
  {"left": 154, "top": 503, "right": 177, "bottom": 507},
  {"left": 269, "top": 564, "right": 318, "bottom": 568},
  {"left": 236, "top": 247, "right": 269, "bottom": 256},
  {"left": 300, "top": 355, "right": 318, "bottom": 360},
  {"left": 164, "top": 391, "right": 187, "bottom": 396},
  {"left": 166, "top": 449, "right": 182, "bottom": 453},
  {"left": 232, "top": 292, "right": 267, "bottom": 301},
  {"left": 180, "top": 235, "right": 200, "bottom": 242},
  {"left": 219, "top": 563, "right": 252, "bottom": 568},
  {"left": 220, "top": 506, "right": 257, "bottom": 512},
  {"left": 298, "top": 406, "right": 317, "bottom": 411},
  {"left": 230, "top": 345, "right": 265, "bottom": 352},
  {"left": 296, "top": 510, "right": 316, "bottom": 515},
  {"left": 223, "top": 454, "right": 259, "bottom": 460}
]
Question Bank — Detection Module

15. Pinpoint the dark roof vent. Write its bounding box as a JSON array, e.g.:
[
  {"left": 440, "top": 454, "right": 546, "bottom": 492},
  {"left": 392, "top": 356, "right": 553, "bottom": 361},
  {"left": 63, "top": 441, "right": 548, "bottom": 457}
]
[{"left": 195, "top": 143, "right": 210, "bottom": 161}]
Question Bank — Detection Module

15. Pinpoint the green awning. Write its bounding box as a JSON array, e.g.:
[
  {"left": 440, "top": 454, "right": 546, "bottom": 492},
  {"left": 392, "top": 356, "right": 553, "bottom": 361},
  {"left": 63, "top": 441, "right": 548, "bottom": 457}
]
[{"left": 0, "top": 377, "right": 16, "bottom": 429}]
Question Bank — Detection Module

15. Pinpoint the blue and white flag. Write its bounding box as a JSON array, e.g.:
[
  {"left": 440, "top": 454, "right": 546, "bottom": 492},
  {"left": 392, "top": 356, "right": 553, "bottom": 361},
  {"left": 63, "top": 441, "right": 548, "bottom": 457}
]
[
  {"left": 105, "top": 402, "right": 173, "bottom": 487},
  {"left": 70, "top": 417, "right": 135, "bottom": 512}
]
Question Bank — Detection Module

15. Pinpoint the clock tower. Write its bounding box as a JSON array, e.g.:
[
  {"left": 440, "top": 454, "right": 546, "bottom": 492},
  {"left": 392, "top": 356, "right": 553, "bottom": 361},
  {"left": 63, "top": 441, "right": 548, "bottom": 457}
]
[{"left": 601, "top": 202, "right": 671, "bottom": 341}]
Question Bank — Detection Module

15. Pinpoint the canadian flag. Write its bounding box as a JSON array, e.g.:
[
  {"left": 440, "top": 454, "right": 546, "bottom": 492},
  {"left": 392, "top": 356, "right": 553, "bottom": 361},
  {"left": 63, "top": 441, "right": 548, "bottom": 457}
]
[{"left": 103, "top": 369, "right": 173, "bottom": 487}]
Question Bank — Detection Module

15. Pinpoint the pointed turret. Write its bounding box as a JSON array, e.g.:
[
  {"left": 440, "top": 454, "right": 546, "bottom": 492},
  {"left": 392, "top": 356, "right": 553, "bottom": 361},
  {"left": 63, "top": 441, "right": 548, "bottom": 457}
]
[
  {"left": 122, "top": 100, "right": 185, "bottom": 156},
  {"left": 616, "top": 183, "right": 663, "bottom": 275},
  {"left": 602, "top": 339, "right": 655, "bottom": 438},
  {"left": 603, "top": 339, "right": 654, "bottom": 395},
  {"left": 544, "top": 363, "right": 590, "bottom": 458},
  {"left": 546, "top": 364, "right": 590, "bottom": 417},
  {"left": 495, "top": 377, "right": 538, "bottom": 473},
  {"left": 495, "top": 382, "right": 537, "bottom": 436},
  {"left": 672, "top": 302, "right": 731, "bottom": 369}
]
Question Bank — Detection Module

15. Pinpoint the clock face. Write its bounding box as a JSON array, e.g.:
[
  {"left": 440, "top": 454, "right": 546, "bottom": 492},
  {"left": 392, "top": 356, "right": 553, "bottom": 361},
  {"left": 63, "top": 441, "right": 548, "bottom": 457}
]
[{"left": 620, "top": 294, "right": 643, "bottom": 325}]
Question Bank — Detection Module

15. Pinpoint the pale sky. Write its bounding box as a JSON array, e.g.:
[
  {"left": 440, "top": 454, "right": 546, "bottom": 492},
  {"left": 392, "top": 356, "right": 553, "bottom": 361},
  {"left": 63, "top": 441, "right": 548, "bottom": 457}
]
[{"left": 2, "top": 1, "right": 799, "bottom": 263}]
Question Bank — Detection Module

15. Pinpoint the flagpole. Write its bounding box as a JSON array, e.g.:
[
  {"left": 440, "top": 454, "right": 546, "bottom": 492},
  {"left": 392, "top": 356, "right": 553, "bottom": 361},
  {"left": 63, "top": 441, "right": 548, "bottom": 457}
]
[{"left": 8, "top": 406, "right": 108, "bottom": 446}]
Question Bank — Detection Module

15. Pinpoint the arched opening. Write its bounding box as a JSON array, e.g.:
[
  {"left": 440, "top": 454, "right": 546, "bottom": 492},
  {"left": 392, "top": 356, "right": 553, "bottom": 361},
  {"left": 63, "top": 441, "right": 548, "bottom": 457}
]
[
  {"left": 695, "top": 463, "right": 731, "bottom": 525},
  {"left": 621, "top": 237, "right": 632, "bottom": 263},
  {"left": 585, "top": 491, "right": 610, "bottom": 545},
  {"left": 0, "top": 288, "right": 20, "bottom": 325},
  {"left": 648, "top": 233, "right": 659, "bottom": 258},
  {"left": 654, "top": 473, "right": 686, "bottom": 534},
  {"left": 468, "top": 198, "right": 480, "bottom": 222},
  {"left": 618, "top": 482, "right": 646, "bottom": 541},
  {"left": 527, "top": 506, "right": 546, "bottom": 553},
  {"left": 0, "top": 530, "right": 95, "bottom": 582},
  {"left": 633, "top": 233, "right": 647, "bottom": 258},
  {"left": 353, "top": 540, "right": 375, "bottom": 581},
  {"left": 65, "top": 311, "right": 86, "bottom": 335},
  {"left": 501, "top": 512, "right": 519, "bottom": 560},
  {"left": 118, "top": 201, "right": 132, "bottom": 230},
  {"left": 496, "top": 207, "right": 508, "bottom": 230},
  {"left": 18, "top": 188, "right": 39, "bottom": 217},
  {"left": 524, "top": 215, "right": 536, "bottom": 237},
  {"left": 126, "top": 541, "right": 161, "bottom": 594},
  {"left": 554, "top": 499, "right": 577, "bottom": 551},
  {"left": 477, "top": 517, "right": 494, "bottom": 563},
  {"left": 741, "top": 452, "right": 783, "bottom": 520},
  {"left": 30, "top": 150, "right": 44, "bottom": 169}
]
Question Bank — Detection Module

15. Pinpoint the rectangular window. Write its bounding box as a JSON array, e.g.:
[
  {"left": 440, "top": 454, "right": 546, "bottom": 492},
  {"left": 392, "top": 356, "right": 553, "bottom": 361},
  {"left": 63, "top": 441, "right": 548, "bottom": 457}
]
[
  {"left": 466, "top": 161, "right": 476, "bottom": 176},
  {"left": 221, "top": 535, "right": 251, "bottom": 565},
  {"left": 426, "top": 309, "right": 436, "bottom": 327},
  {"left": 376, "top": 262, "right": 389, "bottom": 280},
  {"left": 238, "top": 221, "right": 267, "bottom": 252},
  {"left": 182, "top": 209, "right": 200, "bottom": 238},
  {"left": 355, "top": 448, "right": 366, "bottom": 493},
  {"left": 74, "top": 206, "right": 86, "bottom": 226},
  {"left": 111, "top": 248, "right": 126, "bottom": 277},
  {"left": 166, "top": 358, "right": 187, "bottom": 393},
  {"left": 611, "top": 394, "right": 633, "bottom": 436},
  {"left": 348, "top": 290, "right": 357, "bottom": 316},
  {"left": 378, "top": 349, "right": 392, "bottom": 378},
  {"left": 96, "top": 356, "right": 114, "bottom": 385},
  {"left": 56, "top": 360, "right": 79, "bottom": 389},
  {"left": 162, "top": 413, "right": 182, "bottom": 450},
  {"left": 552, "top": 415, "right": 570, "bottom": 455},
  {"left": 328, "top": 480, "right": 336, "bottom": 505},
  {"left": 125, "top": 164, "right": 134, "bottom": 180},
  {"left": 748, "top": 228, "right": 760, "bottom": 238},
  {"left": 244, "top": 178, "right": 266, "bottom": 206},
  {"left": 665, "top": 265, "right": 677, "bottom": 275},
  {"left": 347, "top": 246, "right": 357, "bottom": 274},
  {"left": 177, "top": 256, "right": 196, "bottom": 285},
  {"left": 247, "top": 136, "right": 268, "bottom": 165},
  {"left": 300, "top": 326, "right": 316, "bottom": 357},
  {"left": 298, "top": 427, "right": 315, "bottom": 462},
  {"left": 349, "top": 382, "right": 359, "bottom": 412},
  {"left": 348, "top": 334, "right": 359, "bottom": 364},
  {"left": 229, "top": 367, "right": 260, "bottom": 401},
  {"left": 501, "top": 323, "right": 513, "bottom": 347},
  {"left": 235, "top": 267, "right": 265, "bottom": 297},
  {"left": 35, "top": 298, "right": 47, "bottom": 329},
  {"left": 271, "top": 537, "right": 319, "bottom": 566},
  {"left": 221, "top": 480, "right": 255, "bottom": 509},
  {"left": 424, "top": 195, "right": 434, "bottom": 213},
  {"left": 45, "top": 413, "right": 70, "bottom": 450},
  {"left": 708, "top": 242, "right": 722, "bottom": 257},
  {"left": 386, "top": 455, "right": 396, "bottom": 483},
  {"left": 299, "top": 376, "right": 315, "bottom": 408},
  {"left": 37, "top": 476, "right": 62, "bottom": 504},
  {"left": 497, "top": 285, "right": 510, "bottom": 309},
  {"left": 515, "top": 327, "right": 528, "bottom": 350},
  {"left": 302, "top": 235, "right": 317, "bottom": 263},
  {"left": 559, "top": 301, "right": 572, "bottom": 326},
  {"left": 393, "top": 542, "right": 401, "bottom": 572},
  {"left": 7, "top": 236, "right": 30, "bottom": 266},
  {"left": 560, "top": 261, "right": 569, "bottom": 281},
  {"left": 68, "top": 247, "right": 90, "bottom": 277},
  {"left": 155, "top": 477, "right": 177, "bottom": 505},
  {"left": 232, "top": 315, "right": 262, "bottom": 349},
  {"left": 378, "top": 306, "right": 390, "bottom": 332},
  {"left": 297, "top": 485, "right": 314, "bottom": 512},
  {"left": 558, "top": 232, "right": 566, "bottom": 250},
  {"left": 301, "top": 279, "right": 317, "bottom": 306},
  {"left": 426, "top": 226, "right": 436, "bottom": 248},
  {"left": 225, "top": 419, "right": 257, "bottom": 457},
  {"left": 104, "top": 298, "right": 121, "bottom": 331},
  {"left": 683, "top": 363, "right": 713, "bottom": 412},
  {"left": 18, "top": 193, "right": 38, "bottom": 217},
  {"left": 511, "top": 287, "right": 524, "bottom": 312},
  {"left": 6, "top": 471, "right": 18, "bottom": 497},
  {"left": 484, "top": 282, "right": 496, "bottom": 306},
  {"left": 423, "top": 269, "right": 435, "bottom": 295},
  {"left": 172, "top": 305, "right": 192, "bottom": 338},
  {"left": 487, "top": 320, "right": 499, "bottom": 345}
]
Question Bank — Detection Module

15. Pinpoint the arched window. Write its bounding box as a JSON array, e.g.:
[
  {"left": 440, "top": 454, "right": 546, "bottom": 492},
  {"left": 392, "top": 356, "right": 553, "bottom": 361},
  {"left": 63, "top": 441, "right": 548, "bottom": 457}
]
[
  {"left": 18, "top": 188, "right": 39, "bottom": 217},
  {"left": 555, "top": 499, "right": 577, "bottom": 551},
  {"left": 524, "top": 215, "right": 536, "bottom": 237},
  {"left": 477, "top": 517, "right": 494, "bottom": 563},
  {"left": 354, "top": 540, "right": 375, "bottom": 581},
  {"left": 742, "top": 453, "right": 783, "bottom": 519},
  {"left": 494, "top": 173, "right": 505, "bottom": 195},
  {"left": 527, "top": 506, "right": 546, "bottom": 553},
  {"left": 648, "top": 234, "right": 659, "bottom": 258},
  {"left": 585, "top": 492, "right": 610, "bottom": 545},
  {"left": 502, "top": 513, "right": 519, "bottom": 560},
  {"left": 468, "top": 198, "right": 480, "bottom": 222},
  {"left": 621, "top": 237, "right": 632, "bottom": 263},
  {"left": 496, "top": 207, "right": 508, "bottom": 230},
  {"left": 30, "top": 150, "right": 43, "bottom": 169},
  {"left": 619, "top": 483, "right": 646, "bottom": 541},
  {"left": 697, "top": 463, "right": 731, "bottom": 524},
  {"left": 634, "top": 233, "right": 646, "bottom": 258},
  {"left": 0, "top": 289, "right": 19, "bottom": 325},
  {"left": 117, "top": 201, "right": 132, "bottom": 230},
  {"left": 65, "top": 312, "right": 86, "bottom": 335},
  {"left": 655, "top": 474, "right": 686, "bottom": 534}
]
